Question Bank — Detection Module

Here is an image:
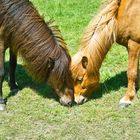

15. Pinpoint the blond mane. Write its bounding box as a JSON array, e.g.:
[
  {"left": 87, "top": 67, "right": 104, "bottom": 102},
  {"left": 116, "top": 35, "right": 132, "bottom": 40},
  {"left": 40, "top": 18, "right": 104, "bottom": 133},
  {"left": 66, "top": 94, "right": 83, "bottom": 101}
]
[{"left": 74, "top": 0, "right": 120, "bottom": 75}]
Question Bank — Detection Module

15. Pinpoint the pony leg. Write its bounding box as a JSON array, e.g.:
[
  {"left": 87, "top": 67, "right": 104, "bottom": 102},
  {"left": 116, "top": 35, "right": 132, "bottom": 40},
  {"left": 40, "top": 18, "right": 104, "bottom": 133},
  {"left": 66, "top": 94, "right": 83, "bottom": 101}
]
[
  {"left": 135, "top": 60, "right": 140, "bottom": 91},
  {"left": 9, "top": 49, "right": 18, "bottom": 93},
  {"left": 119, "top": 40, "right": 140, "bottom": 108},
  {"left": 0, "top": 39, "right": 5, "bottom": 111}
]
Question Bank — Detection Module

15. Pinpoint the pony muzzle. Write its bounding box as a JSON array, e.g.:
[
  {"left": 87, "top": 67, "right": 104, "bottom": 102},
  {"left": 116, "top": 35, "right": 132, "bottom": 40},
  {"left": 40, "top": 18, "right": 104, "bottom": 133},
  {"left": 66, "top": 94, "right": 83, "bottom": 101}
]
[
  {"left": 59, "top": 95, "right": 73, "bottom": 106},
  {"left": 74, "top": 94, "right": 88, "bottom": 104}
]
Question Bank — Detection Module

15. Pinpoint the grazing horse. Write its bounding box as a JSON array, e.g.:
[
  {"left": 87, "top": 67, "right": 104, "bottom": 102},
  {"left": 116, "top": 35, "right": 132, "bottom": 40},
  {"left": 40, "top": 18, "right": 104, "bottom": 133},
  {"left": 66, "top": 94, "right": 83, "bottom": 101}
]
[
  {"left": 71, "top": 0, "right": 140, "bottom": 107},
  {"left": 0, "top": 0, "right": 74, "bottom": 110}
]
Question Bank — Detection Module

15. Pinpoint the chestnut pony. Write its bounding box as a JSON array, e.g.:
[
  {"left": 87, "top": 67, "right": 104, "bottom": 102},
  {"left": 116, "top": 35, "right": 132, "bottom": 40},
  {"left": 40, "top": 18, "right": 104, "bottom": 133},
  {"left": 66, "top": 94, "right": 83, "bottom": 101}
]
[
  {"left": 0, "top": 0, "right": 74, "bottom": 110},
  {"left": 72, "top": 0, "right": 140, "bottom": 107}
]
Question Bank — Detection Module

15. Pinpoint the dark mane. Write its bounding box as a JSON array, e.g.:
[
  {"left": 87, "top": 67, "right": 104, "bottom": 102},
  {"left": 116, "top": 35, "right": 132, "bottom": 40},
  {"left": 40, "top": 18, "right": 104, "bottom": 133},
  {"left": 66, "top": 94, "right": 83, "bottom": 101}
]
[{"left": 0, "top": 0, "right": 71, "bottom": 82}]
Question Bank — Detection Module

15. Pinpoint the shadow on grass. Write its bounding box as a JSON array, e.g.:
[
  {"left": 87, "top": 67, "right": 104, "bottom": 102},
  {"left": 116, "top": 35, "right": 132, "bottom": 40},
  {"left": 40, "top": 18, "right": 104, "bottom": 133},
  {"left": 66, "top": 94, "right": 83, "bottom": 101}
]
[
  {"left": 4, "top": 62, "right": 58, "bottom": 102},
  {"left": 91, "top": 71, "right": 127, "bottom": 99},
  {"left": 4, "top": 62, "right": 128, "bottom": 104}
]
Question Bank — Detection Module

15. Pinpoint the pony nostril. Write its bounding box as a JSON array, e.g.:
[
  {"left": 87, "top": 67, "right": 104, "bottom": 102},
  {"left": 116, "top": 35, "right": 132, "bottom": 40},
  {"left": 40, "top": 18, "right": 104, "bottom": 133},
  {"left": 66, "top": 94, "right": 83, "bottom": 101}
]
[
  {"left": 67, "top": 101, "right": 72, "bottom": 106},
  {"left": 59, "top": 98, "right": 73, "bottom": 106},
  {"left": 81, "top": 98, "right": 85, "bottom": 103},
  {"left": 79, "top": 96, "right": 87, "bottom": 104},
  {"left": 78, "top": 98, "right": 85, "bottom": 105}
]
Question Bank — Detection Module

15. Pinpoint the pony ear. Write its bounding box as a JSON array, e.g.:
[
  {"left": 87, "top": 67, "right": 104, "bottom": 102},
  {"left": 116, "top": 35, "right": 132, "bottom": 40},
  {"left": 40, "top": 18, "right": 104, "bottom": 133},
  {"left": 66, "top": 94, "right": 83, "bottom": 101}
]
[
  {"left": 81, "top": 56, "right": 88, "bottom": 69},
  {"left": 48, "top": 57, "right": 55, "bottom": 70}
]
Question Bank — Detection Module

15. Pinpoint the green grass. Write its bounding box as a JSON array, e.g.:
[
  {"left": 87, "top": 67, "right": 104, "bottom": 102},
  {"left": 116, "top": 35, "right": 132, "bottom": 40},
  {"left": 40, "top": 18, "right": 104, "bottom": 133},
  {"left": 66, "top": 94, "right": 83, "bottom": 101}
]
[{"left": 1, "top": 0, "right": 140, "bottom": 140}]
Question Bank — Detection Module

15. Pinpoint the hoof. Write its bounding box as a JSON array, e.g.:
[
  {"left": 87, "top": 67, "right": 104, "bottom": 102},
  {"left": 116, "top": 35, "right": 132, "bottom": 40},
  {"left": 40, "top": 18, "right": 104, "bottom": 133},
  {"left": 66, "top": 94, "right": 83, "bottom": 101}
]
[
  {"left": 0, "top": 99, "right": 6, "bottom": 111},
  {"left": 0, "top": 103, "right": 6, "bottom": 111},
  {"left": 119, "top": 98, "right": 132, "bottom": 108},
  {"left": 10, "top": 87, "right": 19, "bottom": 96},
  {"left": 119, "top": 102, "right": 131, "bottom": 108},
  {"left": 10, "top": 83, "right": 19, "bottom": 92},
  {"left": 11, "top": 88, "right": 19, "bottom": 93}
]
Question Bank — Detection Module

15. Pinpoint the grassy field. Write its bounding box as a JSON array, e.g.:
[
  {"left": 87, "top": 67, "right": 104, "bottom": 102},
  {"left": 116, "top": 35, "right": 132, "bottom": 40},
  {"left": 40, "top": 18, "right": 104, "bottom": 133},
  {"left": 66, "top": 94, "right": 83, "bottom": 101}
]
[{"left": 1, "top": 0, "right": 140, "bottom": 139}]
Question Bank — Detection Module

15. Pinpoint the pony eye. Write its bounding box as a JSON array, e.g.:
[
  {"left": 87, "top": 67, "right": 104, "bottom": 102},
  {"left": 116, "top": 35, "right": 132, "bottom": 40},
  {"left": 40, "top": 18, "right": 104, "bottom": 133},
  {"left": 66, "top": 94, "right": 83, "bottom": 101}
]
[{"left": 77, "top": 76, "right": 83, "bottom": 82}]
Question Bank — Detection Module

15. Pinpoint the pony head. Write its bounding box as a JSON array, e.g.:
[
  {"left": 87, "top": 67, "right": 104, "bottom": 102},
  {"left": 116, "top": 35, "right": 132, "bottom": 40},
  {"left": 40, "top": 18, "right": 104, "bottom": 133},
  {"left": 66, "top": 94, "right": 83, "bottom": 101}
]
[
  {"left": 71, "top": 56, "right": 99, "bottom": 104},
  {"left": 47, "top": 56, "right": 74, "bottom": 106},
  {"left": 71, "top": 0, "right": 118, "bottom": 105}
]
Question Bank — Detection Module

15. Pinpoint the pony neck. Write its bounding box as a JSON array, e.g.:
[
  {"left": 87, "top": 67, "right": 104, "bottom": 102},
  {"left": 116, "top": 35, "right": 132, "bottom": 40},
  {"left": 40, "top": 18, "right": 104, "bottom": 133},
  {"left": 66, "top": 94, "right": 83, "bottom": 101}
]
[
  {"left": 85, "top": 23, "right": 116, "bottom": 76},
  {"left": 79, "top": 0, "right": 119, "bottom": 76}
]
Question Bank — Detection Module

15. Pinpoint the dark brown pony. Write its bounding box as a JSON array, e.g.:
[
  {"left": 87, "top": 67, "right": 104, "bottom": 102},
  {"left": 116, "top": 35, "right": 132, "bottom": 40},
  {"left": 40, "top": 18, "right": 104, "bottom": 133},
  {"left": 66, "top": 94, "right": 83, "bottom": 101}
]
[
  {"left": 72, "top": 0, "right": 140, "bottom": 107},
  {"left": 0, "top": 0, "right": 74, "bottom": 110}
]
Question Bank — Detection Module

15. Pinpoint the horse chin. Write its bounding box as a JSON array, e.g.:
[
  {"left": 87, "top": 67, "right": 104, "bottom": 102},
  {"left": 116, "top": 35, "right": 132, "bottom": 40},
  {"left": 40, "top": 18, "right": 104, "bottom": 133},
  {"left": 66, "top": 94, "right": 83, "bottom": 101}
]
[{"left": 74, "top": 95, "right": 88, "bottom": 105}]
